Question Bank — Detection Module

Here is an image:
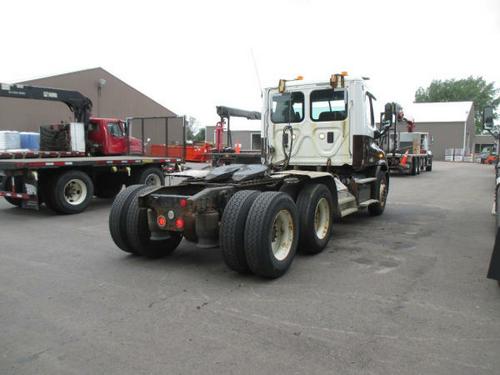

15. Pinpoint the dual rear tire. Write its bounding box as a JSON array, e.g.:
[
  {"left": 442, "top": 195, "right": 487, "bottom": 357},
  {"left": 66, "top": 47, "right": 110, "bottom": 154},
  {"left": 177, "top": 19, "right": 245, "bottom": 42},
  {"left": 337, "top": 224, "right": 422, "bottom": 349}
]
[
  {"left": 109, "top": 185, "right": 182, "bottom": 257},
  {"left": 221, "top": 185, "right": 334, "bottom": 278}
]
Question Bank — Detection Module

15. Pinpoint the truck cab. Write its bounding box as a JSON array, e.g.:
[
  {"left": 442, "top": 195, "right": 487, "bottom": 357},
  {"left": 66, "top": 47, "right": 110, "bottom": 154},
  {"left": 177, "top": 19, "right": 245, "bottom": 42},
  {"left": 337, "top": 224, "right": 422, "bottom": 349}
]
[
  {"left": 263, "top": 74, "right": 383, "bottom": 170},
  {"left": 87, "top": 117, "right": 143, "bottom": 156}
]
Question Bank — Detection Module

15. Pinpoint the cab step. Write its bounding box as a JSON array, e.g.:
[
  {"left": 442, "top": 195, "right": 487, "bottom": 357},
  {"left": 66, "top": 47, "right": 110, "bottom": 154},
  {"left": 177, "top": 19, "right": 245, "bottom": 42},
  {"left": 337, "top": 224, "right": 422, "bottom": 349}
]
[
  {"left": 359, "top": 199, "right": 379, "bottom": 208},
  {"left": 338, "top": 196, "right": 357, "bottom": 206},
  {"left": 340, "top": 207, "right": 358, "bottom": 217},
  {"left": 354, "top": 177, "right": 377, "bottom": 185}
]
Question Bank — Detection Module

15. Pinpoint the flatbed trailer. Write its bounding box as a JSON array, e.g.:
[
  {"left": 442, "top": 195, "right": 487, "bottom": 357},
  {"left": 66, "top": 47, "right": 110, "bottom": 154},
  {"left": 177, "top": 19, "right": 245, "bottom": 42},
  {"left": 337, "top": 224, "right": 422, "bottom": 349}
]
[
  {"left": 0, "top": 154, "right": 181, "bottom": 213},
  {"left": 386, "top": 151, "right": 432, "bottom": 175},
  {"left": 0, "top": 84, "right": 187, "bottom": 214}
]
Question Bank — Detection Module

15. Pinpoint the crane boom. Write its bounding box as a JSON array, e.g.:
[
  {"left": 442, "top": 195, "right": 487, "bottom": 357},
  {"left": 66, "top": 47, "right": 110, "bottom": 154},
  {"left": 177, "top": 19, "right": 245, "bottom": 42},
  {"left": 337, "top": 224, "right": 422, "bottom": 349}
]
[{"left": 0, "top": 83, "right": 93, "bottom": 125}]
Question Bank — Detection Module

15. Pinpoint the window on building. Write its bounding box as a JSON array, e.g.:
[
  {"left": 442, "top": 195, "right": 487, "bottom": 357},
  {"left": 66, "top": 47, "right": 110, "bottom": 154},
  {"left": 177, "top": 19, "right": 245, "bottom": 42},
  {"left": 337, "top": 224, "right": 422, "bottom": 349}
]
[
  {"left": 251, "top": 133, "right": 262, "bottom": 151},
  {"left": 310, "top": 89, "right": 347, "bottom": 122},
  {"left": 271, "top": 92, "right": 305, "bottom": 123}
]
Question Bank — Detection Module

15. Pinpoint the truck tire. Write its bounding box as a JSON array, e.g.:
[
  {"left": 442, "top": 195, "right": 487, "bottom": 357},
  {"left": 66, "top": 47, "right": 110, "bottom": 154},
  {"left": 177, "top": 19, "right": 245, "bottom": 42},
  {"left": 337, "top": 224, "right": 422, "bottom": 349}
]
[
  {"left": 220, "top": 190, "right": 260, "bottom": 273},
  {"left": 109, "top": 184, "right": 146, "bottom": 254},
  {"left": 244, "top": 192, "right": 298, "bottom": 278},
  {"left": 4, "top": 196, "right": 22, "bottom": 207},
  {"left": 49, "top": 170, "right": 94, "bottom": 214},
  {"left": 416, "top": 158, "right": 421, "bottom": 175},
  {"left": 3, "top": 176, "right": 23, "bottom": 207},
  {"left": 426, "top": 161, "right": 432, "bottom": 172},
  {"left": 368, "top": 171, "right": 389, "bottom": 216},
  {"left": 95, "top": 174, "right": 123, "bottom": 198},
  {"left": 296, "top": 183, "right": 333, "bottom": 254},
  {"left": 125, "top": 186, "right": 182, "bottom": 258},
  {"left": 132, "top": 167, "right": 165, "bottom": 186}
]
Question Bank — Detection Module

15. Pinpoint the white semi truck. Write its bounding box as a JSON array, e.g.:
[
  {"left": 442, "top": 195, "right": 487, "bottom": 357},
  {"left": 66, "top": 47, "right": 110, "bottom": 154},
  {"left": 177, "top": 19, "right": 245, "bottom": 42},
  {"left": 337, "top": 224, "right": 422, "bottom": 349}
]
[{"left": 108, "top": 73, "right": 393, "bottom": 278}]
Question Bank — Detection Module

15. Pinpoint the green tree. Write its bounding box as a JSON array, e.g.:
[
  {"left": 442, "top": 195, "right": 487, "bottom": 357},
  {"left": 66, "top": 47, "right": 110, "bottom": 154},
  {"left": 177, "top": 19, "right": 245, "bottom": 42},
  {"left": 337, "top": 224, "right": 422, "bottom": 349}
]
[
  {"left": 185, "top": 116, "right": 200, "bottom": 141},
  {"left": 415, "top": 76, "right": 500, "bottom": 132},
  {"left": 193, "top": 127, "right": 206, "bottom": 143}
]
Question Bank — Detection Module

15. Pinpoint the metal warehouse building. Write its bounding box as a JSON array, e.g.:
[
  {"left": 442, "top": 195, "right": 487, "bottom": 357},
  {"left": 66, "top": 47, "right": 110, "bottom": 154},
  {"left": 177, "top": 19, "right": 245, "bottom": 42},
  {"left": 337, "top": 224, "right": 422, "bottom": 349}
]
[
  {"left": 402, "top": 101, "right": 475, "bottom": 161},
  {"left": 0, "top": 67, "right": 182, "bottom": 144}
]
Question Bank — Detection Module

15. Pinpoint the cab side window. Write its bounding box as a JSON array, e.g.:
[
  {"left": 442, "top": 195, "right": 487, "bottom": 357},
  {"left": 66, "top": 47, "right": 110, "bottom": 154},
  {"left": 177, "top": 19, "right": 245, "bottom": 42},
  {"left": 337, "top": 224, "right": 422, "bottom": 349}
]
[
  {"left": 271, "top": 92, "right": 305, "bottom": 123},
  {"left": 88, "top": 122, "right": 98, "bottom": 133},
  {"left": 365, "top": 93, "right": 375, "bottom": 129},
  {"left": 310, "top": 89, "right": 347, "bottom": 122},
  {"left": 107, "top": 122, "right": 124, "bottom": 137}
]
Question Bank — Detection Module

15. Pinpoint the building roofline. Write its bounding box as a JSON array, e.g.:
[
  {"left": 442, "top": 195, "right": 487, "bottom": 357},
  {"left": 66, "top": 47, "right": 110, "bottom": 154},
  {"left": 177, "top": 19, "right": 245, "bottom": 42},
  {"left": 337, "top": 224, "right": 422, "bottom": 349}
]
[{"left": 18, "top": 67, "right": 177, "bottom": 116}]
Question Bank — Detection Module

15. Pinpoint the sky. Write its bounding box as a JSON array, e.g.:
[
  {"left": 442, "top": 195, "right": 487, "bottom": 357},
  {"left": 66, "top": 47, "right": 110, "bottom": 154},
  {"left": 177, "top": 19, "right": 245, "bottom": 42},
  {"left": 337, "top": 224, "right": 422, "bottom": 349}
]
[{"left": 1, "top": 0, "right": 499, "bottom": 130}]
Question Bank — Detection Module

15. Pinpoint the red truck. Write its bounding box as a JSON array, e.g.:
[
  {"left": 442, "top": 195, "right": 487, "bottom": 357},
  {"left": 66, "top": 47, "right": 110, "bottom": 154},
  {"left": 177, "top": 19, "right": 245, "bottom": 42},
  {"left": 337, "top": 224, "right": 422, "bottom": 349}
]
[{"left": 0, "top": 83, "right": 182, "bottom": 214}]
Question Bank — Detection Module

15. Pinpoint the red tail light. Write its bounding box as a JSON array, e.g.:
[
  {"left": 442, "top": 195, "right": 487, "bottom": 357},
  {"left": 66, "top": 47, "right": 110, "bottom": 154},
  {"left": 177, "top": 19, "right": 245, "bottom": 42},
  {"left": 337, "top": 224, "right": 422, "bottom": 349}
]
[
  {"left": 175, "top": 218, "right": 184, "bottom": 229},
  {"left": 179, "top": 198, "right": 187, "bottom": 208},
  {"left": 157, "top": 215, "right": 167, "bottom": 227}
]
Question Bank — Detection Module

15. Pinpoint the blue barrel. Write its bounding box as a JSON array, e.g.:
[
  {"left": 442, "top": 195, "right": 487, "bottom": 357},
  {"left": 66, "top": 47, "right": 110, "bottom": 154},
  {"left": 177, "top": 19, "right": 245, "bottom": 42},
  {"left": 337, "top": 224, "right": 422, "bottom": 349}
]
[{"left": 20, "top": 132, "right": 40, "bottom": 150}]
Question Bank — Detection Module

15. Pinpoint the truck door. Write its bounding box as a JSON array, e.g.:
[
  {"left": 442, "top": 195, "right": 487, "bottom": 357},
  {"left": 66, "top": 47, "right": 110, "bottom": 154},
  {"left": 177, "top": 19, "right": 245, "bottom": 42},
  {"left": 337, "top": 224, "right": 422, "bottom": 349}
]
[
  {"left": 308, "top": 88, "right": 349, "bottom": 164},
  {"left": 269, "top": 88, "right": 349, "bottom": 166},
  {"left": 87, "top": 120, "right": 104, "bottom": 155},
  {"left": 106, "top": 121, "right": 128, "bottom": 155}
]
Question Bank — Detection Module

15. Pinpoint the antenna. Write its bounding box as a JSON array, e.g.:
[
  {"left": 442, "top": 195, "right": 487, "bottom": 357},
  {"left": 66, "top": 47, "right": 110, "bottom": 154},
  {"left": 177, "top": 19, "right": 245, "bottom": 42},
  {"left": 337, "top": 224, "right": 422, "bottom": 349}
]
[{"left": 250, "top": 48, "right": 263, "bottom": 96}]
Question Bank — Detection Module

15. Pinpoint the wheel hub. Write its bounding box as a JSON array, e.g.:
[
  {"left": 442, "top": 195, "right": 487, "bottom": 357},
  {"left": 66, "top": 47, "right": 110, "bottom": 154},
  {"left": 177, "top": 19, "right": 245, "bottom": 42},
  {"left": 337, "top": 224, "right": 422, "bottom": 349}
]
[
  {"left": 314, "top": 197, "right": 330, "bottom": 240},
  {"left": 145, "top": 173, "right": 161, "bottom": 186},
  {"left": 64, "top": 179, "right": 87, "bottom": 205},
  {"left": 271, "top": 209, "right": 294, "bottom": 261}
]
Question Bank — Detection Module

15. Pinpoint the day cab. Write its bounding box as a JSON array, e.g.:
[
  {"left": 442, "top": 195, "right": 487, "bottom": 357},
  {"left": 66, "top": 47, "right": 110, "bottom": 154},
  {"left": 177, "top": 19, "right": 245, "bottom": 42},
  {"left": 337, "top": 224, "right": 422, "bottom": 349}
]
[
  {"left": 87, "top": 117, "right": 143, "bottom": 156},
  {"left": 109, "top": 73, "right": 392, "bottom": 279}
]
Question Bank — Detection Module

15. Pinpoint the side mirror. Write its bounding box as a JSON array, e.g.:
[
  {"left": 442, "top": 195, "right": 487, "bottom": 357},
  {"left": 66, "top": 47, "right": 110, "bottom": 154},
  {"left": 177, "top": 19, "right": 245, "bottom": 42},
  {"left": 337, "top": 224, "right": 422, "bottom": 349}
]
[
  {"left": 484, "top": 106, "right": 494, "bottom": 130},
  {"left": 384, "top": 103, "right": 393, "bottom": 123}
]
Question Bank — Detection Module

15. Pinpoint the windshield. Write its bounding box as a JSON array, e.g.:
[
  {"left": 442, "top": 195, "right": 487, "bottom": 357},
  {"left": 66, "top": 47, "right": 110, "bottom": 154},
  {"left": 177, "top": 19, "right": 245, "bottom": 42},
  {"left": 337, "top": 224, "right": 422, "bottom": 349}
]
[
  {"left": 310, "top": 89, "right": 346, "bottom": 121},
  {"left": 271, "top": 92, "right": 304, "bottom": 124}
]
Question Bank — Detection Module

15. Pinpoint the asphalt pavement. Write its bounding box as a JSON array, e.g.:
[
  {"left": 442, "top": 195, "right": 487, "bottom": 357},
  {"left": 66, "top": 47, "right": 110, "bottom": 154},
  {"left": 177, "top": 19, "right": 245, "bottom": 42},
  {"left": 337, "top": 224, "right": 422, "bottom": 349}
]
[{"left": 0, "top": 161, "right": 499, "bottom": 375}]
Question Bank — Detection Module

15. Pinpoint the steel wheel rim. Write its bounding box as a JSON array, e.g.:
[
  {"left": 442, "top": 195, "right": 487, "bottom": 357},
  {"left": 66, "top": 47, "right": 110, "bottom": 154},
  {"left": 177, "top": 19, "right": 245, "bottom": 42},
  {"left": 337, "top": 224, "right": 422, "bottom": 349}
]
[
  {"left": 145, "top": 173, "right": 162, "bottom": 186},
  {"left": 271, "top": 209, "right": 294, "bottom": 261},
  {"left": 314, "top": 197, "right": 330, "bottom": 239},
  {"left": 64, "top": 179, "right": 87, "bottom": 205},
  {"left": 379, "top": 178, "right": 387, "bottom": 207}
]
